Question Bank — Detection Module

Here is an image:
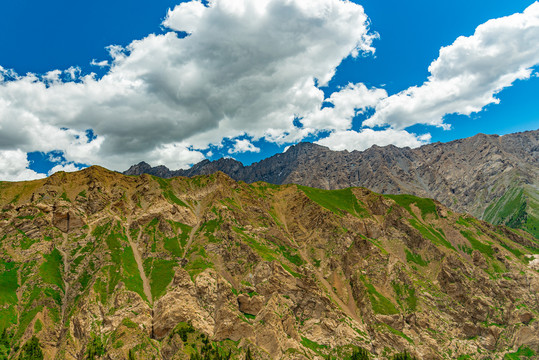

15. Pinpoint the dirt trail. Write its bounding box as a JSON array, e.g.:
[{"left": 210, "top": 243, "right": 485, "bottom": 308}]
[
  {"left": 182, "top": 202, "right": 203, "bottom": 258},
  {"left": 126, "top": 225, "right": 153, "bottom": 306},
  {"left": 59, "top": 233, "right": 70, "bottom": 320},
  {"left": 299, "top": 248, "right": 362, "bottom": 325}
]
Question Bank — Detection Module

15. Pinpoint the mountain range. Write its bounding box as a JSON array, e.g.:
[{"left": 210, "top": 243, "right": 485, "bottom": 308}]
[
  {"left": 125, "top": 130, "right": 539, "bottom": 239},
  {"left": 0, "top": 167, "right": 538, "bottom": 359}
]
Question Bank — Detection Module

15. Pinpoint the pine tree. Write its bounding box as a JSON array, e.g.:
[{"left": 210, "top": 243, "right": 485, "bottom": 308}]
[
  {"left": 392, "top": 351, "right": 417, "bottom": 360},
  {"left": 349, "top": 347, "right": 370, "bottom": 360},
  {"left": 18, "top": 336, "right": 43, "bottom": 360},
  {"left": 244, "top": 348, "right": 253, "bottom": 360},
  {"left": 128, "top": 349, "right": 136, "bottom": 360}
]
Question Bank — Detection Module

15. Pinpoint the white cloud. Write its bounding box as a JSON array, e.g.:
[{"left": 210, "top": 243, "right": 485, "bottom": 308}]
[
  {"left": 0, "top": 0, "right": 376, "bottom": 179},
  {"left": 316, "top": 128, "right": 431, "bottom": 151},
  {"left": 48, "top": 154, "right": 63, "bottom": 163},
  {"left": 65, "top": 67, "right": 81, "bottom": 80},
  {"left": 301, "top": 83, "right": 387, "bottom": 131},
  {"left": 228, "top": 139, "right": 261, "bottom": 154},
  {"left": 90, "top": 59, "right": 109, "bottom": 68},
  {"left": 365, "top": 1, "right": 539, "bottom": 129},
  {"left": 48, "top": 163, "right": 83, "bottom": 176},
  {"left": 0, "top": 150, "right": 46, "bottom": 182},
  {"left": 145, "top": 142, "right": 206, "bottom": 170},
  {"left": 42, "top": 70, "right": 62, "bottom": 83},
  {"left": 6, "top": 0, "right": 536, "bottom": 181}
]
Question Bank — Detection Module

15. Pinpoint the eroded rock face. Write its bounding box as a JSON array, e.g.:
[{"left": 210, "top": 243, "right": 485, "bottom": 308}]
[
  {"left": 237, "top": 294, "right": 264, "bottom": 315},
  {"left": 1, "top": 167, "right": 538, "bottom": 360},
  {"left": 52, "top": 208, "right": 85, "bottom": 233},
  {"left": 153, "top": 269, "right": 216, "bottom": 338}
]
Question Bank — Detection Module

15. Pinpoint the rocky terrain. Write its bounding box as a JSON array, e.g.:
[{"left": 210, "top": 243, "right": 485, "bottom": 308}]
[
  {"left": 125, "top": 130, "right": 539, "bottom": 238},
  {"left": 0, "top": 167, "right": 538, "bottom": 359}
]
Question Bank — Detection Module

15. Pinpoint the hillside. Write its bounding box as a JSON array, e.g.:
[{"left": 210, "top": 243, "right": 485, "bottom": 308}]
[
  {"left": 125, "top": 130, "right": 539, "bottom": 238},
  {"left": 0, "top": 168, "right": 538, "bottom": 359}
]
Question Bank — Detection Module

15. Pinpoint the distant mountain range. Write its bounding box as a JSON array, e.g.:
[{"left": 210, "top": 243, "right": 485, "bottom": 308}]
[{"left": 125, "top": 129, "right": 539, "bottom": 238}]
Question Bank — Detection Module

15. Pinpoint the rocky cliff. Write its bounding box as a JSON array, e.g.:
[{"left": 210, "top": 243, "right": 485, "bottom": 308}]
[
  {"left": 0, "top": 167, "right": 538, "bottom": 359},
  {"left": 124, "top": 130, "right": 539, "bottom": 238}
]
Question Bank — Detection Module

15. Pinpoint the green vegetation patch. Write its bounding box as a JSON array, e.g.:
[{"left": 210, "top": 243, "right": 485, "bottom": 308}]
[
  {"left": 456, "top": 216, "right": 473, "bottom": 227},
  {"left": 164, "top": 236, "right": 183, "bottom": 257},
  {"left": 280, "top": 262, "right": 303, "bottom": 279},
  {"left": 15, "top": 305, "right": 43, "bottom": 340},
  {"left": 94, "top": 278, "right": 109, "bottom": 305},
  {"left": 298, "top": 186, "right": 369, "bottom": 218},
  {"left": 19, "top": 230, "right": 38, "bottom": 250},
  {"left": 484, "top": 186, "right": 539, "bottom": 238},
  {"left": 460, "top": 230, "right": 493, "bottom": 258},
  {"left": 0, "top": 306, "right": 17, "bottom": 331},
  {"left": 199, "top": 218, "right": 223, "bottom": 243},
  {"left": 0, "top": 260, "right": 18, "bottom": 305},
  {"left": 145, "top": 258, "right": 176, "bottom": 299},
  {"left": 185, "top": 258, "right": 214, "bottom": 281},
  {"left": 154, "top": 177, "right": 189, "bottom": 207},
  {"left": 85, "top": 334, "right": 105, "bottom": 359},
  {"left": 361, "top": 276, "right": 399, "bottom": 315},
  {"left": 301, "top": 336, "right": 328, "bottom": 355},
  {"left": 233, "top": 227, "right": 277, "bottom": 262},
  {"left": 377, "top": 323, "right": 413, "bottom": 344},
  {"left": 409, "top": 219, "right": 455, "bottom": 250},
  {"left": 392, "top": 281, "right": 417, "bottom": 311},
  {"left": 496, "top": 236, "right": 525, "bottom": 260},
  {"left": 170, "top": 321, "right": 245, "bottom": 359},
  {"left": 60, "top": 191, "right": 71, "bottom": 202},
  {"left": 279, "top": 245, "right": 304, "bottom": 266},
  {"left": 34, "top": 319, "right": 43, "bottom": 333},
  {"left": 485, "top": 187, "right": 524, "bottom": 225},
  {"left": 19, "top": 335, "right": 44, "bottom": 360},
  {"left": 121, "top": 247, "right": 147, "bottom": 302},
  {"left": 92, "top": 222, "right": 111, "bottom": 239},
  {"left": 404, "top": 249, "right": 428, "bottom": 267},
  {"left": 78, "top": 270, "right": 92, "bottom": 290},
  {"left": 506, "top": 201, "right": 528, "bottom": 229},
  {"left": 171, "top": 221, "right": 193, "bottom": 248},
  {"left": 0, "top": 328, "right": 12, "bottom": 359},
  {"left": 504, "top": 346, "right": 536, "bottom": 360},
  {"left": 43, "top": 287, "right": 62, "bottom": 306},
  {"left": 39, "top": 248, "right": 64, "bottom": 291},
  {"left": 385, "top": 194, "right": 437, "bottom": 219},
  {"left": 100, "top": 225, "right": 148, "bottom": 302}
]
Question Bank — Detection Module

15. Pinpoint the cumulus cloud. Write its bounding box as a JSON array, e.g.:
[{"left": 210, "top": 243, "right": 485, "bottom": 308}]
[
  {"left": 228, "top": 139, "right": 261, "bottom": 154},
  {"left": 0, "top": 0, "right": 376, "bottom": 178},
  {"left": 364, "top": 1, "right": 539, "bottom": 129},
  {"left": 145, "top": 143, "right": 206, "bottom": 170},
  {"left": 0, "top": 150, "right": 46, "bottom": 181},
  {"left": 48, "top": 163, "right": 83, "bottom": 176},
  {"left": 316, "top": 129, "right": 431, "bottom": 151},
  {"left": 5, "top": 0, "right": 536, "bottom": 181},
  {"left": 301, "top": 83, "right": 387, "bottom": 131}
]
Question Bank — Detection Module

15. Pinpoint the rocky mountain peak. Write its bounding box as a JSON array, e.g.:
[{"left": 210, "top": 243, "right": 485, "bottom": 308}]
[
  {"left": 124, "top": 161, "right": 153, "bottom": 176},
  {"left": 123, "top": 129, "right": 539, "bottom": 238}
]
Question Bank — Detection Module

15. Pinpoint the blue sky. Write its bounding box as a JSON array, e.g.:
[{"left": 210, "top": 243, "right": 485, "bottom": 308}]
[{"left": 0, "top": 0, "right": 538, "bottom": 179}]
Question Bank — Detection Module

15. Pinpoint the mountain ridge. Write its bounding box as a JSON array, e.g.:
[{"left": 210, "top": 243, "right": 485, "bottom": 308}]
[
  {"left": 124, "top": 129, "right": 539, "bottom": 238},
  {"left": 0, "top": 168, "right": 538, "bottom": 359}
]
